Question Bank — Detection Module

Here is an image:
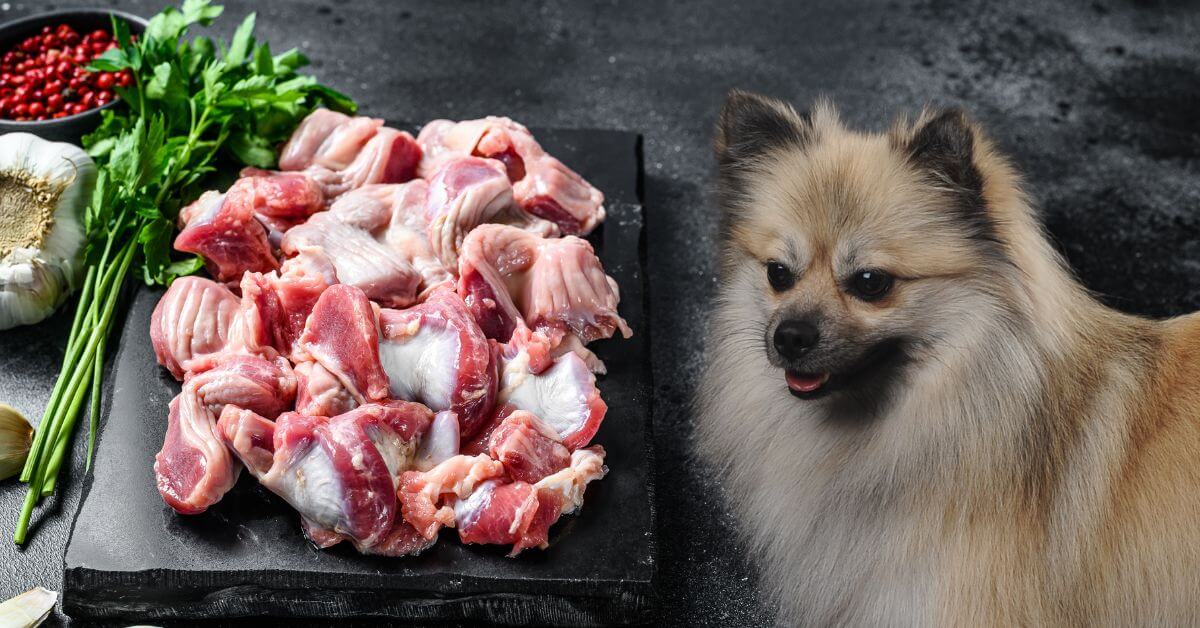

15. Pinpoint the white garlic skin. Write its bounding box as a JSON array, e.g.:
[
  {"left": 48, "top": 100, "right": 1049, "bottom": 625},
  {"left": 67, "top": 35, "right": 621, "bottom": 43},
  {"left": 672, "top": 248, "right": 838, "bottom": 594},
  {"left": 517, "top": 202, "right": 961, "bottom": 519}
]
[
  {"left": 0, "top": 586, "right": 57, "bottom": 627},
  {"left": 0, "top": 132, "right": 95, "bottom": 331},
  {"left": 0, "top": 402, "right": 33, "bottom": 481},
  {"left": 0, "top": 249, "right": 75, "bottom": 330}
]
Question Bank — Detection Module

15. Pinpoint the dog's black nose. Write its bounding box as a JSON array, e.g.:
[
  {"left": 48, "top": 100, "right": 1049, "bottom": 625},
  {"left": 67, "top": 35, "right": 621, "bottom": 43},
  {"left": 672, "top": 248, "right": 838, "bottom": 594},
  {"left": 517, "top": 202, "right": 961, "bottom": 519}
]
[{"left": 774, "top": 320, "right": 820, "bottom": 359}]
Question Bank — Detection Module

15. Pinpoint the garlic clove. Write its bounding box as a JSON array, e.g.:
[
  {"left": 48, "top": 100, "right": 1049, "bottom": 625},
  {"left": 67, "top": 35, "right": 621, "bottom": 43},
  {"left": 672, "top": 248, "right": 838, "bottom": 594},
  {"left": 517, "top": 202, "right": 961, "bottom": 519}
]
[
  {"left": 0, "top": 402, "right": 33, "bottom": 481},
  {"left": 0, "top": 587, "right": 56, "bottom": 628},
  {"left": 0, "top": 132, "right": 94, "bottom": 330},
  {"left": 0, "top": 250, "right": 73, "bottom": 332}
]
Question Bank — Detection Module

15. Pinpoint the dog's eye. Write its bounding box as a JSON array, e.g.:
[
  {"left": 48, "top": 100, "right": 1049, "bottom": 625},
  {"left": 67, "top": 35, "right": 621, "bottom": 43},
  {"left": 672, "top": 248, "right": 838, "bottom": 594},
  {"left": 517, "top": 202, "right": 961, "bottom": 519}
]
[
  {"left": 766, "top": 261, "right": 795, "bottom": 291},
  {"left": 848, "top": 270, "right": 893, "bottom": 301}
]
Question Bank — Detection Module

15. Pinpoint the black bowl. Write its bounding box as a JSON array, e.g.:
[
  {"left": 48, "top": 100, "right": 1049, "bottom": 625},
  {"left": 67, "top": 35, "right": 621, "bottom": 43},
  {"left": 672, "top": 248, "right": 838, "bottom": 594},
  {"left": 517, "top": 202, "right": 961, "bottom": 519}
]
[{"left": 0, "top": 9, "right": 147, "bottom": 144}]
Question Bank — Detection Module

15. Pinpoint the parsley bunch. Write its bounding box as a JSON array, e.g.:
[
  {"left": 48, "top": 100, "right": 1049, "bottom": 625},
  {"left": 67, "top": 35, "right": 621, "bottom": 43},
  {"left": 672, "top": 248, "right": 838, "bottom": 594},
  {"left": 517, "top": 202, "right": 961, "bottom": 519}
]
[{"left": 13, "top": 0, "right": 355, "bottom": 544}]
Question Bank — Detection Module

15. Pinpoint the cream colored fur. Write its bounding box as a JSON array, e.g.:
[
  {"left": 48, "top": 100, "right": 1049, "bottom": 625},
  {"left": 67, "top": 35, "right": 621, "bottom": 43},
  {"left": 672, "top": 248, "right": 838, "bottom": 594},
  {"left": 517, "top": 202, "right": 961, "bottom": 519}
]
[{"left": 697, "top": 94, "right": 1200, "bottom": 626}]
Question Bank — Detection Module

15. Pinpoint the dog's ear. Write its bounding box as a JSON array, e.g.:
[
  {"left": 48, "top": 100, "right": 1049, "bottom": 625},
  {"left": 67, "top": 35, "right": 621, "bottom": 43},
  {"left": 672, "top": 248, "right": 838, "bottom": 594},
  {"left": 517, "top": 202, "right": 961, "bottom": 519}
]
[
  {"left": 714, "top": 91, "right": 810, "bottom": 217},
  {"left": 715, "top": 90, "right": 810, "bottom": 170},
  {"left": 900, "top": 108, "right": 993, "bottom": 239},
  {"left": 904, "top": 109, "right": 984, "bottom": 195},
  {"left": 903, "top": 109, "right": 986, "bottom": 207}
]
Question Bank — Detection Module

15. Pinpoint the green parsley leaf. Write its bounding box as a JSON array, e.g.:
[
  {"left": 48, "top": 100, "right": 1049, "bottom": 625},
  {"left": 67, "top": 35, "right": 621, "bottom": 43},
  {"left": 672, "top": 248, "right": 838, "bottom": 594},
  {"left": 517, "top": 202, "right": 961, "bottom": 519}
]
[{"left": 226, "top": 13, "right": 257, "bottom": 66}]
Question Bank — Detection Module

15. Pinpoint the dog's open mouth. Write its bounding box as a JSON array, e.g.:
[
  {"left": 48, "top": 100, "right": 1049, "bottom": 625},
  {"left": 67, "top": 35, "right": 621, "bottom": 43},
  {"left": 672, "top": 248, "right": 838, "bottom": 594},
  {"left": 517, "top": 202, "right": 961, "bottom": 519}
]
[
  {"left": 785, "top": 371, "right": 831, "bottom": 399},
  {"left": 781, "top": 339, "right": 910, "bottom": 402}
]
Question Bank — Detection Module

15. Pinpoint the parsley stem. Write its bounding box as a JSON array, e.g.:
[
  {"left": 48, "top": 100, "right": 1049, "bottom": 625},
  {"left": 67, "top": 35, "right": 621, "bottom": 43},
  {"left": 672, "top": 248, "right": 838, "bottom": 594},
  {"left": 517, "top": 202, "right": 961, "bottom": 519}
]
[{"left": 154, "top": 103, "right": 214, "bottom": 211}]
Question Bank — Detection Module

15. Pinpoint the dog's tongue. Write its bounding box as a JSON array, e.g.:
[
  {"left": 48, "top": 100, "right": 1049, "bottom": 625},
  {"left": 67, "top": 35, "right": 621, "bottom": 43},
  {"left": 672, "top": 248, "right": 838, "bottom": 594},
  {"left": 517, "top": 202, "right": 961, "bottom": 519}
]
[{"left": 786, "top": 371, "right": 830, "bottom": 393}]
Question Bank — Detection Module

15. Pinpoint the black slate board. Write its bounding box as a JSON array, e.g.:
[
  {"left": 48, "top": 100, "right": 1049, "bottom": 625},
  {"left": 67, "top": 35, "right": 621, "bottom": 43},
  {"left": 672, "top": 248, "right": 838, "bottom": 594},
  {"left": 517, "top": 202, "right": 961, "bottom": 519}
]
[{"left": 62, "top": 129, "right": 655, "bottom": 624}]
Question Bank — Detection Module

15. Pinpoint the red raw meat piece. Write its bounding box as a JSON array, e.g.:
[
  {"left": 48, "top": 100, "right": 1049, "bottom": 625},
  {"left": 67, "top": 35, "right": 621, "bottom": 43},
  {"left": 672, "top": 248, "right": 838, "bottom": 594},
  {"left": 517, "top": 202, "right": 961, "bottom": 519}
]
[
  {"left": 154, "top": 356, "right": 294, "bottom": 514},
  {"left": 257, "top": 125, "right": 421, "bottom": 208},
  {"left": 454, "top": 446, "right": 607, "bottom": 555},
  {"left": 231, "top": 171, "right": 327, "bottom": 235},
  {"left": 282, "top": 211, "right": 423, "bottom": 308},
  {"left": 457, "top": 261, "right": 522, "bottom": 343},
  {"left": 176, "top": 189, "right": 219, "bottom": 227},
  {"left": 461, "top": 402, "right": 515, "bottom": 457},
  {"left": 280, "top": 109, "right": 359, "bottom": 171},
  {"left": 457, "top": 223, "right": 630, "bottom": 345},
  {"left": 280, "top": 110, "right": 384, "bottom": 171},
  {"left": 156, "top": 392, "right": 236, "bottom": 515},
  {"left": 315, "top": 127, "right": 422, "bottom": 198},
  {"left": 294, "top": 361, "right": 358, "bottom": 417},
  {"left": 174, "top": 190, "right": 279, "bottom": 282},
  {"left": 424, "top": 156, "right": 550, "bottom": 270},
  {"left": 330, "top": 180, "right": 426, "bottom": 233},
  {"left": 378, "top": 288, "right": 498, "bottom": 439},
  {"left": 220, "top": 400, "right": 432, "bottom": 548},
  {"left": 328, "top": 181, "right": 451, "bottom": 294},
  {"left": 236, "top": 265, "right": 329, "bottom": 359},
  {"left": 487, "top": 410, "right": 571, "bottom": 483},
  {"left": 296, "top": 284, "right": 390, "bottom": 403},
  {"left": 497, "top": 342, "right": 607, "bottom": 450},
  {"left": 150, "top": 276, "right": 240, "bottom": 380},
  {"left": 173, "top": 171, "right": 324, "bottom": 280},
  {"left": 414, "top": 119, "right": 460, "bottom": 178},
  {"left": 416, "top": 116, "right": 605, "bottom": 235},
  {"left": 364, "top": 518, "right": 440, "bottom": 556},
  {"left": 512, "top": 154, "right": 604, "bottom": 236},
  {"left": 503, "top": 326, "right": 557, "bottom": 374},
  {"left": 217, "top": 403, "right": 276, "bottom": 473},
  {"left": 315, "top": 116, "right": 385, "bottom": 171},
  {"left": 454, "top": 479, "right": 544, "bottom": 555},
  {"left": 397, "top": 453, "right": 505, "bottom": 539},
  {"left": 345, "top": 127, "right": 423, "bottom": 187},
  {"left": 514, "top": 487, "right": 566, "bottom": 555},
  {"left": 534, "top": 445, "right": 607, "bottom": 511},
  {"left": 300, "top": 516, "right": 344, "bottom": 549},
  {"left": 300, "top": 515, "right": 437, "bottom": 557},
  {"left": 185, "top": 354, "right": 296, "bottom": 418},
  {"left": 177, "top": 172, "right": 325, "bottom": 256},
  {"left": 487, "top": 145, "right": 526, "bottom": 182}
]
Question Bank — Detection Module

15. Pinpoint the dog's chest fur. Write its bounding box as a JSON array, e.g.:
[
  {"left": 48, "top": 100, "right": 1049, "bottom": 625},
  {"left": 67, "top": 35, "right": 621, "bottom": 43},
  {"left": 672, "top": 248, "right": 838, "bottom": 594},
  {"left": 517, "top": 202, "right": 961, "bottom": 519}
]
[
  {"left": 743, "top": 427, "right": 943, "bottom": 626},
  {"left": 698, "top": 275, "right": 1074, "bottom": 625}
]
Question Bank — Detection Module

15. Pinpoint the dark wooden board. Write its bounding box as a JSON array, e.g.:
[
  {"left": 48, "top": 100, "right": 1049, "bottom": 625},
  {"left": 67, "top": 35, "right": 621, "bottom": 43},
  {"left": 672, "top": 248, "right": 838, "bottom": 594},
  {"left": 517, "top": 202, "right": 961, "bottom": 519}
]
[{"left": 62, "top": 129, "right": 655, "bottom": 624}]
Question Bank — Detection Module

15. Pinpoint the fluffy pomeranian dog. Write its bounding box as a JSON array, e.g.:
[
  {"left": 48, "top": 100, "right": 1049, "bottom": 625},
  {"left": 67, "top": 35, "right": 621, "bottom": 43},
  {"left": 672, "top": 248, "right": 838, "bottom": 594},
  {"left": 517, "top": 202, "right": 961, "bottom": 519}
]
[{"left": 696, "top": 90, "right": 1200, "bottom": 625}]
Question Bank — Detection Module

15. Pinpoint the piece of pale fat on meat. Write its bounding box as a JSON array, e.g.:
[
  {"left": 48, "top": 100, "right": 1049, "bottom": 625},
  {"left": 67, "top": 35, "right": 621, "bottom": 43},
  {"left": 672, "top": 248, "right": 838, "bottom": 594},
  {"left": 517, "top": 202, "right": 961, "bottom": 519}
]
[
  {"left": 378, "top": 288, "right": 497, "bottom": 439},
  {"left": 497, "top": 344, "right": 607, "bottom": 450},
  {"left": 397, "top": 453, "right": 505, "bottom": 539},
  {"left": 220, "top": 401, "right": 431, "bottom": 549}
]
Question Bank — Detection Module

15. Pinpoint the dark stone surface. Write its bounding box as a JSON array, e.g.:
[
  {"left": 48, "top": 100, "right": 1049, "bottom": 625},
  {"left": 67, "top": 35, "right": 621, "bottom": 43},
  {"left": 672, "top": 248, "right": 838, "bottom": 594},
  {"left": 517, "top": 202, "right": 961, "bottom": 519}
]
[
  {"left": 63, "top": 129, "right": 654, "bottom": 624},
  {"left": 0, "top": 0, "right": 1198, "bottom": 625}
]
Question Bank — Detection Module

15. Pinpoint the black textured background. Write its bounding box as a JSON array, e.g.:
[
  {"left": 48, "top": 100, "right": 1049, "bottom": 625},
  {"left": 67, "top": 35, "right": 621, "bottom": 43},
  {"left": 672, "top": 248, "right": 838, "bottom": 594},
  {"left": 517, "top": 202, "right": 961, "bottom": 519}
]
[{"left": 1, "top": 0, "right": 1198, "bottom": 625}]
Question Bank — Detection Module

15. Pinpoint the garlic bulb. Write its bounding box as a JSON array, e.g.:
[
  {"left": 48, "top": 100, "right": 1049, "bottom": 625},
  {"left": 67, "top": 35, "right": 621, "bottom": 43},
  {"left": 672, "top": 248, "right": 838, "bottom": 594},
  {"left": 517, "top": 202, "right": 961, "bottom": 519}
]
[
  {"left": 0, "top": 403, "right": 33, "bottom": 481},
  {"left": 0, "top": 587, "right": 57, "bottom": 627},
  {"left": 0, "top": 133, "right": 94, "bottom": 331}
]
